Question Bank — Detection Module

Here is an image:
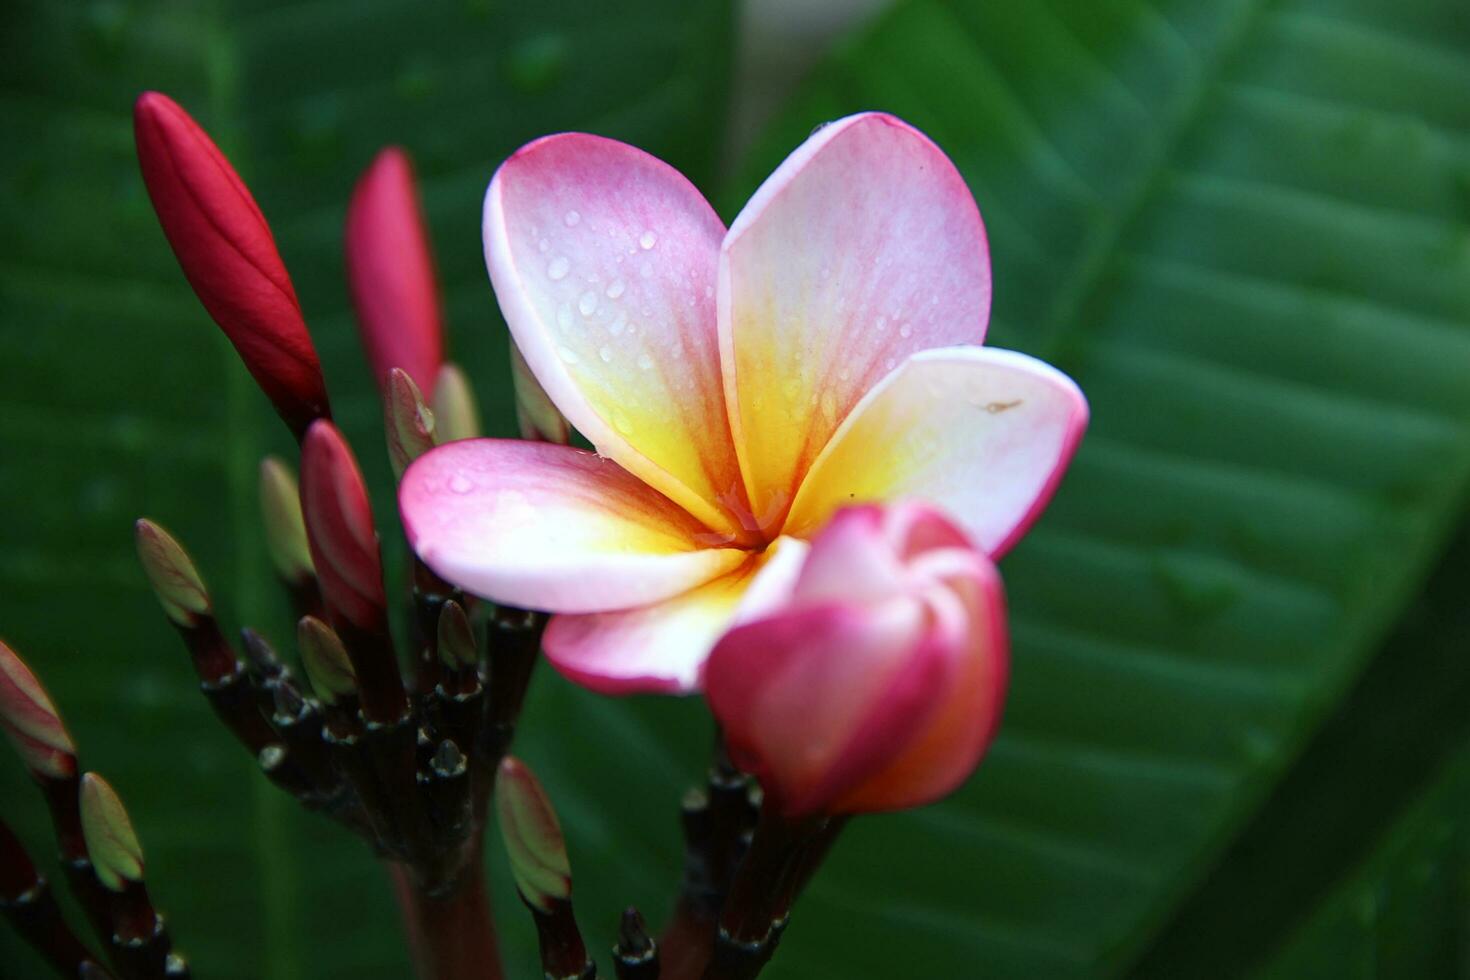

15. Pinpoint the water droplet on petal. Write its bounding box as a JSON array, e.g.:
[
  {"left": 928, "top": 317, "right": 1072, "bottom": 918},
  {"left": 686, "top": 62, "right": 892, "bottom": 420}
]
[
  {"left": 598, "top": 345, "right": 613, "bottom": 363},
  {"left": 608, "top": 313, "right": 628, "bottom": 337},
  {"left": 637, "top": 352, "right": 654, "bottom": 371},
  {"left": 899, "top": 323, "right": 913, "bottom": 338},
  {"left": 578, "top": 291, "right": 598, "bottom": 316},
  {"left": 564, "top": 210, "right": 581, "bottom": 227},
  {"left": 449, "top": 475, "right": 473, "bottom": 494},
  {"left": 556, "top": 304, "right": 574, "bottom": 330},
  {"left": 639, "top": 230, "right": 657, "bottom": 250},
  {"left": 606, "top": 279, "right": 625, "bottom": 299},
  {"left": 558, "top": 345, "right": 579, "bottom": 364},
  {"left": 547, "top": 256, "right": 570, "bottom": 280}
]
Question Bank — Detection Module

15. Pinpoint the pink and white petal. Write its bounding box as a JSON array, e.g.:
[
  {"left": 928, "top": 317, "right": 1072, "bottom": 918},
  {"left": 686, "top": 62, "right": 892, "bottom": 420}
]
[
  {"left": 719, "top": 113, "right": 992, "bottom": 534},
  {"left": 485, "top": 134, "right": 750, "bottom": 540},
  {"left": 837, "top": 558, "right": 1009, "bottom": 813},
  {"left": 783, "top": 347, "right": 1088, "bottom": 557},
  {"left": 542, "top": 557, "right": 772, "bottom": 695},
  {"left": 400, "top": 439, "right": 746, "bottom": 615}
]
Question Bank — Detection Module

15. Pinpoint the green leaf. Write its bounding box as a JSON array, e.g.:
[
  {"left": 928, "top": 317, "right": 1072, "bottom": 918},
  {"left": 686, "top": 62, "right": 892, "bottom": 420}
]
[
  {"left": 0, "top": 1, "right": 731, "bottom": 976},
  {"left": 729, "top": 0, "right": 1470, "bottom": 977}
]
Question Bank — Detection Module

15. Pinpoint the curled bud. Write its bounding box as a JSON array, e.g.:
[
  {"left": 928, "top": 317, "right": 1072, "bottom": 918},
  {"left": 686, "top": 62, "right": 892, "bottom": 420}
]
[
  {"left": 259, "top": 457, "right": 314, "bottom": 585},
  {"left": 134, "top": 519, "right": 210, "bottom": 627},
  {"left": 79, "top": 774, "right": 144, "bottom": 892},
  {"left": 510, "top": 344, "right": 570, "bottom": 445},
  {"left": 430, "top": 363, "right": 481, "bottom": 443},
  {"left": 299, "top": 421, "right": 387, "bottom": 634},
  {"left": 346, "top": 147, "right": 444, "bottom": 394},
  {"left": 495, "top": 756, "right": 571, "bottom": 912},
  {"left": 297, "top": 617, "right": 355, "bottom": 705},
  {"left": 436, "top": 600, "right": 477, "bottom": 672},
  {"left": 384, "top": 368, "right": 437, "bottom": 479},
  {"left": 133, "top": 91, "right": 329, "bottom": 438},
  {"left": 0, "top": 640, "right": 76, "bottom": 779},
  {"left": 705, "top": 502, "right": 1009, "bottom": 819}
]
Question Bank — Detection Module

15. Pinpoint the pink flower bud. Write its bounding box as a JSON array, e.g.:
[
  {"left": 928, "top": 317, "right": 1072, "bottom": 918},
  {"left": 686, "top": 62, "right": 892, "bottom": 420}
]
[
  {"left": 705, "top": 502, "right": 1008, "bottom": 818},
  {"left": 346, "top": 147, "right": 445, "bottom": 395},
  {"left": 298, "top": 420, "right": 388, "bottom": 635},
  {"left": 133, "top": 92, "right": 330, "bottom": 439},
  {"left": 0, "top": 639, "right": 77, "bottom": 780}
]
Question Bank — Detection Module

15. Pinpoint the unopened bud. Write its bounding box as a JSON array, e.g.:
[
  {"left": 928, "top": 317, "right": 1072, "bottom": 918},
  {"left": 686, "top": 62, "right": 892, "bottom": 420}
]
[
  {"left": 79, "top": 773, "right": 144, "bottom": 892},
  {"left": 384, "top": 368, "right": 437, "bottom": 479},
  {"left": 134, "top": 519, "right": 210, "bottom": 628},
  {"left": 134, "top": 91, "right": 329, "bottom": 438},
  {"left": 259, "top": 457, "right": 314, "bottom": 584},
  {"left": 496, "top": 756, "right": 571, "bottom": 912},
  {"left": 297, "top": 616, "right": 356, "bottom": 705},
  {"left": 510, "top": 343, "right": 570, "bottom": 444},
  {"left": 430, "top": 362, "right": 480, "bottom": 443},
  {"left": 0, "top": 639, "right": 77, "bottom": 779},
  {"left": 346, "top": 147, "right": 445, "bottom": 395},
  {"left": 298, "top": 421, "right": 388, "bottom": 634},
  {"left": 436, "top": 600, "right": 477, "bottom": 672}
]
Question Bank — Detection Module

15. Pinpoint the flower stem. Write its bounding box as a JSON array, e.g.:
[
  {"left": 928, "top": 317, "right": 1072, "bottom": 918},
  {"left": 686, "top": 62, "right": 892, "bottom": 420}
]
[{"left": 388, "top": 851, "right": 503, "bottom": 980}]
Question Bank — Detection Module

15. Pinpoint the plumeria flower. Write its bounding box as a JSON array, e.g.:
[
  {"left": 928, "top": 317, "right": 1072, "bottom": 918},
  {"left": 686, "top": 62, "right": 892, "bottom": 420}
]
[
  {"left": 400, "top": 113, "right": 1087, "bottom": 694},
  {"left": 705, "top": 501, "right": 1007, "bottom": 817}
]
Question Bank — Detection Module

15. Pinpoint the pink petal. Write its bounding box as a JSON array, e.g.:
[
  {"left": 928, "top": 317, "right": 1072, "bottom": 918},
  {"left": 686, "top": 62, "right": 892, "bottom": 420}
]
[
  {"left": 484, "top": 134, "right": 752, "bottom": 541},
  {"left": 705, "top": 598, "right": 945, "bottom": 818},
  {"left": 784, "top": 347, "right": 1088, "bottom": 557},
  {"left": 719, "top": 113, "right": 992, "bottom": 534},
  {"left": 835, "top": 556, "right": 1009, "bottom": 813},
  {"left": 400, "top": 439, "right": 746, "bottom": 614}
]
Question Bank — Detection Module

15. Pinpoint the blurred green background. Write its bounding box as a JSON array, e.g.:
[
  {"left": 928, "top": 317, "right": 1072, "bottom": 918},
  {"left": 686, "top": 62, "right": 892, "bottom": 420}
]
[{"left": 4, "top": 0, "right": 1470, "bottom": 977}]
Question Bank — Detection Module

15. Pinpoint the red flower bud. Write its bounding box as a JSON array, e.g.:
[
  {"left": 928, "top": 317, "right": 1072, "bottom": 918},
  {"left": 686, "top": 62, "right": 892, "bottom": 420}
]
[
  {"left": 298, "top": 421, "right": 387, "bottom": 635},
  {"left": 705, "top": 502, "right": 1009, "bottom": 819},
  {"left": 133, "top": 91, "right": 330, "bottom": 438},
  {"left": 346, "top": 147, "right": 445, "bottom": 395}
]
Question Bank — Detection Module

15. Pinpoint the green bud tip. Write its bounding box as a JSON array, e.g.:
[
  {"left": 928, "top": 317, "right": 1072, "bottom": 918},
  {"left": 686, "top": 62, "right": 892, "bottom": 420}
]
[
  {"left": 436, "top": 600, "right": 478, "bottom": 672},
  {"left": 0, "top": 639, "right": 77, "bottom": 779},
  {"left": 79, "top": 773, "right": 144, "bottom": 892},
  {"left": 430, "top": 362, "right": 481, "bottom": 443},
  {"left": 134, "top": 519, "right": 211, "bottom": 628},
  {"left": 510, "top": 343, "right": 570, "bottom": 444},
  {"left": 385, "top": 368, "right": 437, "bottom": 479},
  {"left": 258, "top": 457, "right": 315, "bottom": 584},
  {"left": 297, "top": 616, "right": 356, "bottom": 705},
  {"left": 495, "top": 756, "right": 571, "bottom": 912}
]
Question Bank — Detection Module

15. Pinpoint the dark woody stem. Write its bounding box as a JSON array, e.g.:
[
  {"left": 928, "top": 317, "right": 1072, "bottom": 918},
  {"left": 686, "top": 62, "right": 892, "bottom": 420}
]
[
  {"left": 388, "top": 852, "right": 504, "bottom": 980},
  {"left": 699, "top": 805, "right": 829, "bottom": 980},
  {"left": 528, "top": 897, "right": 596, "bottom": 980},
  {"left": 0, "top": 817, "right": 111, "bottom": 979},
  {"left": 614, "top": 907, "right": 660, "bottom": 980},
  {"left": 659, "top": 736, "right": 759, "bottom": 979}
]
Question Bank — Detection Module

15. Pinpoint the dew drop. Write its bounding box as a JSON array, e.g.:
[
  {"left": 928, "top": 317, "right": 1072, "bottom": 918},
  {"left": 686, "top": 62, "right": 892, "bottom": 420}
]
[
  {"left": 558, "top": 345, "right": 579, "bottom": 364},
  {"left": 448, "top": 475, "right": 473, "bottom": 495},
  {"left": 578, "top": 291, "right": 598, "bottom": 316},
  {"left": 820, "top": 389, "right": 839, "bottom": 424},
  {"left": 598, "top": 345, "right": 613, "bottom": 363},
  {"left": 608, "top": 313, "right": 628, "bottom": 337},
  {"left": 564, "top": 210, "right": 581, "bottom": 227},
  {"left": 637, "top": 352, "right": 654, "bottom": 371},
  {"left": 606, "top": 278, "right": 626, "bottom": 299},
  {"left": 899, "top": 323, "right": 913, "bottom": 338},
  {"left": 547, "top": 256, "right": 570, "bottom": 280},
  {"left": 556, "top": 304, "right": 574, "bottom": 331},
  {"left": 876, "top": 315, "right": 888, "bottom": 331},
  {"left": 639, "top": 230, "right": 657, "bottom": 250},
  {"left": 537, "top": 238, "right": 550, "bottom": 253}
]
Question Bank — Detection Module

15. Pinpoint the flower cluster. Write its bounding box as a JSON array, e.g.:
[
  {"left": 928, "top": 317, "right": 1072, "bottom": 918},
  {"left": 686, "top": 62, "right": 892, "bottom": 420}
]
[{"left": 1, "top": 98, "right": 1084, "bottom": 980}]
